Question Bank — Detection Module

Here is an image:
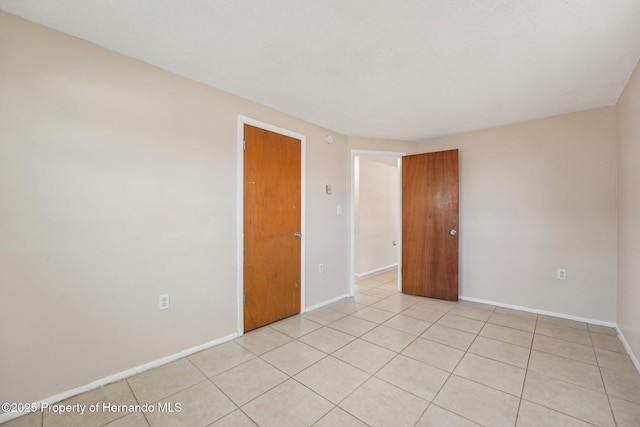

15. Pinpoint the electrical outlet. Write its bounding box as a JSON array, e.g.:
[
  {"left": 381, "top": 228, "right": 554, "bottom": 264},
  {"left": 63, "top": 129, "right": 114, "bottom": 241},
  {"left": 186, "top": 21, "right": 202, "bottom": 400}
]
[
  {"left": 557, "top": 269, "right": 567, "bottom": 280},
  {"left": 159, "top": 293, "right": 170, "bottom": 310},
  {"left": 319, "top": 263, "right": 325, "bottom": 273}
]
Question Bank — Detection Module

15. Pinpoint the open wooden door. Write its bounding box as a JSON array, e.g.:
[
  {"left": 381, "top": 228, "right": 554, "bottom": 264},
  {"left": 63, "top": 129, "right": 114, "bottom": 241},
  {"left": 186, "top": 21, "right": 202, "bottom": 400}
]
[
  {"left": 244, "top": 124, "right": 301, "bottom": 332},
  {"left": 402, "top": 149, "right": 459, "bottom": 300}
]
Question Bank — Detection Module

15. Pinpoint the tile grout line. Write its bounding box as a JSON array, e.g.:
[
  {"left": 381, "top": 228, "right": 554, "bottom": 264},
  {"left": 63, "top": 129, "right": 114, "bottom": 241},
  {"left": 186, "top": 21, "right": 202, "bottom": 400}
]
[
  {"left": 413, "top": 302, "right": 494, "bottom": 426},
  {"left": 516, "top": 317, "right": 604, "bottom": 424},
  {"left": 185, "top": 355, "right": 248, "bottom": 426},
  {"left": 309, "top": 278, "right": 386, "bottom": 425},
  {"left": 302, "top": 282, "right": 395, "bottom": 426},
  {"left": 123, "top": 376, "right": 150, "bottom": 427},
  {"left": 592, "top": 326, "right": 620, "bottom": 427},
  {"left": 417, "top": 301, "right": 487, "bottom": 426},
  {"left": 310, "top": 277, "right": 427, "bottom": 425},
  {"left": 519, "top": 313, "right": 621, "bottom": 426},
  {"left": 250, "top": 297, "right": 385, "bottom": 426},
  {"left": 513, "top": 306, "right": 538, "bottom": 427}
]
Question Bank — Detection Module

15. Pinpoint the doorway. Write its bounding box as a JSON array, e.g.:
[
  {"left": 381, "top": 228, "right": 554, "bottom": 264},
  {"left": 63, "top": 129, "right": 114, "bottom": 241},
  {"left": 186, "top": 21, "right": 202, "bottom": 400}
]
[
  {"left": 350, "top": 150, "right": 405, "bottom": 294},
  {"left": 350, "top": 149, "right": 460, "bottom": 301},
  {"left": 237, "top": 117, "right": 306, "bottom": 334}
]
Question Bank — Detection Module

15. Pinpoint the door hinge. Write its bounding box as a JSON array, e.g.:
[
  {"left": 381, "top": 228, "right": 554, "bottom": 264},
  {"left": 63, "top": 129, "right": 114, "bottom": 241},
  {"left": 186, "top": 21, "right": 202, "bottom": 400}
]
[
  {"left": 243, "top": 294, "right": 246, "bottom": 306},
  {"left": 243, "top": 140, "right": 246, "bottom": 151}
]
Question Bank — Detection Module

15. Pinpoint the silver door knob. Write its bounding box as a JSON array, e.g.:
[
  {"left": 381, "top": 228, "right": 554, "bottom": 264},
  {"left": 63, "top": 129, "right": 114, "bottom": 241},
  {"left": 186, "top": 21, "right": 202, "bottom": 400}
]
[
  {"left": 450, "top": 229, "right": 457, "bottom": 236},
  {"left": 294, "top": 232, "right": 302, "bottom": 239}
]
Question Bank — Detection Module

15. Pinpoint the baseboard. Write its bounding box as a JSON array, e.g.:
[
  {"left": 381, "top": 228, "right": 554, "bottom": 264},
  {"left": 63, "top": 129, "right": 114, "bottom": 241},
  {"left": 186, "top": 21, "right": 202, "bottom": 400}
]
[
  {"left": 354, "top": 263, "right": 398, "bottom": 278},
  {"left": 459, "top": 296, "right": 616, "bottom": 327},
  {"left": 2, "top": 288, "right": 360, "bottom": 425},
  {"left": 305, "top": 293, "right": 351, "bottom": 312},
  {"left": 0, "top": 333, "right": 238, "bottom": 424},
  {"left": 615, "top": 326, "right": 640, "bottom": 375}
]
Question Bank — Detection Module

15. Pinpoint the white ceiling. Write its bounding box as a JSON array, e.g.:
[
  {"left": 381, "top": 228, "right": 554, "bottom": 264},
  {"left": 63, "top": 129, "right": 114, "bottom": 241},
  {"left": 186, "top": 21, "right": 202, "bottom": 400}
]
[{"left": 2, "top": 1, "right": 640, "bottom": 141}]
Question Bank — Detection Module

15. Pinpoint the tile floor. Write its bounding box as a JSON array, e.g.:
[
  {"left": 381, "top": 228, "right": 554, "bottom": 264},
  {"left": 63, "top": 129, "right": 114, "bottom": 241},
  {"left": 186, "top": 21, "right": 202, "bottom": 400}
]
[{"left": 4, "top": 268, "right": 640, "bottom": 426}]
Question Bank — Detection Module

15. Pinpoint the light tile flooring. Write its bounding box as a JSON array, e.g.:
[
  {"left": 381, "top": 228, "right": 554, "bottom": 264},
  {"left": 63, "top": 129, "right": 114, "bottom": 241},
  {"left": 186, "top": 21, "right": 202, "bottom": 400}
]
[{"left": 5, "top": 268, "right": 640, "bottom": 426}]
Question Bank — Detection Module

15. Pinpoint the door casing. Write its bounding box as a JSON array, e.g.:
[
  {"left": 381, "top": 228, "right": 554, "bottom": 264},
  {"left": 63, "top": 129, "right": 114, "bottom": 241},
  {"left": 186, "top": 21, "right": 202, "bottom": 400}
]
[{"left": 237, "top": 116, "right": 306, "bottom": 335}]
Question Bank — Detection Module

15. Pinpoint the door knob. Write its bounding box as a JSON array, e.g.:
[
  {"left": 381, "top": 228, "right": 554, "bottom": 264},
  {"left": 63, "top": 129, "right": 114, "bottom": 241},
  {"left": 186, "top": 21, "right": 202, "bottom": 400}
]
[
  {"left": 294, "top": 232, "right": 302, "bottom": 239},
  {"left": 450, "top": 229, "right": 457, "bottom": 236}
]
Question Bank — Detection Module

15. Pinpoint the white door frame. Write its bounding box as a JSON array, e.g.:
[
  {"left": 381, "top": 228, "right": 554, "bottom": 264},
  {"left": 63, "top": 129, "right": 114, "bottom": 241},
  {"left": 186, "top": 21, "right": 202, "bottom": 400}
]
[
  {"left": 350, "top": 150, "right": 405, "bottom": 295},
  {"left": 237, "top": 116, "right": 306, "bottom": 335}
]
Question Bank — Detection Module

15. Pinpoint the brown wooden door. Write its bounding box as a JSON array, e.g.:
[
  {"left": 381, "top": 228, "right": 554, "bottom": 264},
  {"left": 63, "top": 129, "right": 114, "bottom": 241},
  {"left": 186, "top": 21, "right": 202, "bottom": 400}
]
[
  {"left": 244, "top": 124, "right": 301, "bottom": 332},
  {"left": 402, "top": 149, "right": 459, "bottom": 300}
]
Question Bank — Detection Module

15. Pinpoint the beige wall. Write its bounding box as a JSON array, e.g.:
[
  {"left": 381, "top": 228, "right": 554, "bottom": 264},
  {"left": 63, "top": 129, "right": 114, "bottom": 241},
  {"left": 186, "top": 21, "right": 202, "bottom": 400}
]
[
  {"left": 348, "top": 136, "right": 419, "bottom": 155},
  {"left": 418, "top": 108, "right": 618, "bottom": 322},
  {"left": 617, "top": 60, "right": 640, "bottom": 361},
  {"left": 0, "top": 11, "right": 353, "bottom": 404}
]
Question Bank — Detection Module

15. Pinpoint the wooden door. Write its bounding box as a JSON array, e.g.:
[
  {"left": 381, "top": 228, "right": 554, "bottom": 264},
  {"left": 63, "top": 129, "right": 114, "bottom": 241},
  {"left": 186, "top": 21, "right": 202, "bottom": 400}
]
[
  {"left": 402, "top": 149, "right": 459, "bottom": 300},
  {"left": 244, "top": 124, "right": 301, "bottom": 332}
]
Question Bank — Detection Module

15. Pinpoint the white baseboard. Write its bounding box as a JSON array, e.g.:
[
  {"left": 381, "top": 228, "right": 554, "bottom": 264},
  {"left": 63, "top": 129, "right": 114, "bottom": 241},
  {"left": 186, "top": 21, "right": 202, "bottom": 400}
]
[
  {"left": 459, "top": 296, "right": 616, "bottom": 327},
  {"left": 354, "top": 263, "right": 398, "bottom": 278},
  {"left": 1, "top": 288, "right": 358, "bottom": 426},
  {"left": 615, "top": 326, "right": 640, "bottom": 375},
  {"left": 305, "top": 293, "right": 351, "bottom": 312},
  {"left": 458, "top": 295, "right": 640, "bottom": 374},
  {"left": 0, "top": 333, "right": 238, "bottom": 424}
]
